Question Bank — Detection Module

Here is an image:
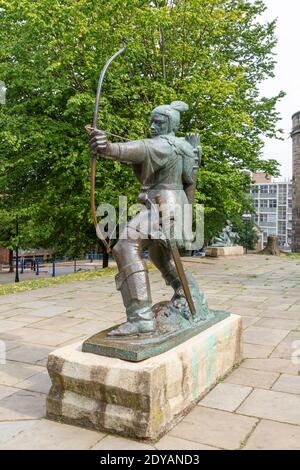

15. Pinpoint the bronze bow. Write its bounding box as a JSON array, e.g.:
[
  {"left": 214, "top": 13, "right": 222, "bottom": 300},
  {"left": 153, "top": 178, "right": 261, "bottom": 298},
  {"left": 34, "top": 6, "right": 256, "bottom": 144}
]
[{"left": 89, "top": 45, "right": 126, "bottom": 253}]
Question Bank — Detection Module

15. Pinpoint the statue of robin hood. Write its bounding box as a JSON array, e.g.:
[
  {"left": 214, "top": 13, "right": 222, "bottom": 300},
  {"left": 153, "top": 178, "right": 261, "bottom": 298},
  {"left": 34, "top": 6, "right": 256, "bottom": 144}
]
[{"left": 89, "top": 100, "right": 207, "bottom": 337}]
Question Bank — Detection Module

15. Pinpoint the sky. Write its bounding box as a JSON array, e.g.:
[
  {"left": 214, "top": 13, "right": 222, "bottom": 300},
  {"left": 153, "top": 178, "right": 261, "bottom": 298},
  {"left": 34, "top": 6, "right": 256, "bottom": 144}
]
[{"left": 259, "top": 0, "right": 300, "bottom": 180}]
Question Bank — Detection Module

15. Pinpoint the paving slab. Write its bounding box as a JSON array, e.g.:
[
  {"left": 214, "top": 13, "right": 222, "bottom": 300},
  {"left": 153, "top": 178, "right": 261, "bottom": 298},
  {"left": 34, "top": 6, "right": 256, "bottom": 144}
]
[
  {"left": 199, "top": 383, "right": 252, "bottom": 412},
  {"left": 16, "top": 301, "right": 58, "bottom": 310},
  {"left": 243, "top": 327, "right": 288, "bottom": 347},
  {"left": 2, "top": 327, "right": 83, "bottom": 347},
  {"left": 66, "top": 319, "right": 118, "bottom": 336},
  {"left": 91, "top": 435, "right": 155, "bottom": 450},
  {"left": 1, "top": 419, "right": 103, "bottom": 450},
  {"left": 155, "top": 435, "right": 219, "bottom": 450},
  {"left": 243, "top": 420, "right": 300, "bottom": 450},
  {"left": 0, "top": 389, "right": 45, "bottom": 420},
  {"left": 237, "top": 389, "right": 300, "bottom": 425},
  {"left": 2, "top": 314, "right": 45, "bottom": 325},
  {"left": 30, "top": 316, "right": 86, "bottom": 331},
  {"left": 0, "top": 339, "right": 19, "bottom": 352},
  {"left": 286, "top": 305, "right": 300, "bottom": 314},
  {"left": 0, "top": 384, "right": 17, "bottom": 400},
  {"left": 0, "top": 420, "right": 36, "bottom": 447},
  {"left": 240, "top": 358, "right": 300, "bottom": 375},
  {"left": 242, "top": 343, "right": 274, "bottom": 359},
  {"left": 224, "top": 367, "right": 279, "bottom": 390},
  {"left": 16, "top": 372, "right": 51, "bottom": 395},
  {"left": 270, "top": 331, "right": 300, "bottom": 358},
  {"left": 22, "top": 305, "right": 74, "bottom": 318},
  {"left": 272, "top": 374, "right": 300, "bottom": 395},
  {"left": 169, "top": 406, "right": 257, "bottom": 450},
  {"left": 0, "top": 304, "right": 15, "bottom": 314},
  {"left": 6, "top": 344, "right": 52, "bottom": 365},
  {"left": 254, "top": 318, "right": 299, "bottom": 331},
  {"left": 0, "top": 320, "right": 29, "bottom": 333},
  {"left": 261, "top": 309, "right": 300, "bottom": 320},
  {"left": 0, "top": 361, "right": 44, "bottom": 386},
  {"left": 241, "top": 317, "right": 260, "bottom": 329}
]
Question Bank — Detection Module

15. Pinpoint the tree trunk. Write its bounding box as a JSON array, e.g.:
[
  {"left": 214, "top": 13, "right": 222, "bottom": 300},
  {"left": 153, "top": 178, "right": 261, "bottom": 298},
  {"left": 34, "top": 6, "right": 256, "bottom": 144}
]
[
  {"left": 102, "top": 249, "right": 109, "bottom": 269},
  {"left": 259, "top": 236, "right": 281, "bottom": 255},
  {"left": 9, "top": 249, "right": 14, "bottom": 272}
]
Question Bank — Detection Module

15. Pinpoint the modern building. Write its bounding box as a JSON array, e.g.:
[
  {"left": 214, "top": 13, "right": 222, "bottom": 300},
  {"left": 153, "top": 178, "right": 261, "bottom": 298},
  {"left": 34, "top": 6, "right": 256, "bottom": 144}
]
[{"left": 250, "top": 173, "right": 292, "bottom": 249}]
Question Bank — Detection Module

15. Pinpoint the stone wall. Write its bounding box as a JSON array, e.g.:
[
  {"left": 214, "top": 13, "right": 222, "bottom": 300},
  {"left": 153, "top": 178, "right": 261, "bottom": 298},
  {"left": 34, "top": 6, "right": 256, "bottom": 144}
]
[{"left": 292, "top": 111, "right": 300, "bottom": 252}]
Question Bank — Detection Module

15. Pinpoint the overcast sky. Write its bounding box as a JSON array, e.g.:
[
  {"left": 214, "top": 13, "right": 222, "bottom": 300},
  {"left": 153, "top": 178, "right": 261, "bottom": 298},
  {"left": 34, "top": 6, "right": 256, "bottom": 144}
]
[{"left": 260, "top": 0, "right": 300, "bottom": 180}]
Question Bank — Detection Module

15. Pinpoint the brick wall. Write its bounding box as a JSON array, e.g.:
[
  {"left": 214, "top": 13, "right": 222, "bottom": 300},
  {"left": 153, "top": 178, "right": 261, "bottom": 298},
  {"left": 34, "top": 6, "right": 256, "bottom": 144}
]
[{"left": 0, "top": 248, "right": 9, "bottom": 264}]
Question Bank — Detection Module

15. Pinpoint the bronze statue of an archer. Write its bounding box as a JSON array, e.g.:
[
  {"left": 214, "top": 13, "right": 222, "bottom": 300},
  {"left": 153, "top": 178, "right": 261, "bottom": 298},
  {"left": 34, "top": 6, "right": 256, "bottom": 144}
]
[
  {"left": 89, "top": 100, "right": 202, "bottom": 337},
  {"left": 83, "top": 48, "right": 229, "bottom": 360}
]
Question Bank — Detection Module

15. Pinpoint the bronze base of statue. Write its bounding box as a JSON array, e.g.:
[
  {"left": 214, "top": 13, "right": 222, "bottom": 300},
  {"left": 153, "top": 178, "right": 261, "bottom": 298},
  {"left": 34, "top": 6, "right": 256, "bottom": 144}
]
[
  {"left": 82, "top": 307, "right": 230, "bottom": 362},
  {"left": 83, "top": 271, "right": 230, "bottom": 361}
]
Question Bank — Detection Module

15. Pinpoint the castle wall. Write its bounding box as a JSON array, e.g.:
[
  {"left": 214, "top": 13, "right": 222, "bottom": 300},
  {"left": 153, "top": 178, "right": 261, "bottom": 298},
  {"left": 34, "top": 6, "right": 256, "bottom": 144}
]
[{"left": 292, "top": 111, "right": 300, "bottom": 252}]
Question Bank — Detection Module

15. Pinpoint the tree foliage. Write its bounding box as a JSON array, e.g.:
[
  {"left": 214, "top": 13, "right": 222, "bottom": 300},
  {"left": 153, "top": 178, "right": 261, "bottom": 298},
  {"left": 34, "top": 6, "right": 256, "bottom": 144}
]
[{"left": 0, "top": 0, "right": 283, "bottom": 252}]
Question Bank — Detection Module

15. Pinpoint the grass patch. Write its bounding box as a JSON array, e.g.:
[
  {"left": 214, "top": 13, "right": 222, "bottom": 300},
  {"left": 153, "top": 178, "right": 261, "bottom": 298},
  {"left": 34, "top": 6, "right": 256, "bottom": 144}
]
[
  {"left": 286, "top": 253, "right": 300, "bottom": 260},
  {"left": 0, "top": 267, "right": 118, "bottom": 296},
  {"left": 0, "top": 262, "right": 156, "bottom": 297}
]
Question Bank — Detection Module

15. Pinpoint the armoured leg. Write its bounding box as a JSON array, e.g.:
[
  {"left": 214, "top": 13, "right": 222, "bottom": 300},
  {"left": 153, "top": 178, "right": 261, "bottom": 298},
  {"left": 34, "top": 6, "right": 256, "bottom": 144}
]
[
  {"left": 110, "top": 232, "right": 155, "bottom": 336},
  {"left": 148, "top": 240, "right": 181, "bottom": 291},
  {"left": 148, "top": 240, "right": 190, "bottom": 313}
]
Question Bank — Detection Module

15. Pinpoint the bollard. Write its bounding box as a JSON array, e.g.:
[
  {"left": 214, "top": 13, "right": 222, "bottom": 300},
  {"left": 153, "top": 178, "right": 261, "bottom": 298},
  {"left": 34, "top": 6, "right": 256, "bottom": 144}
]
[{"left": 52, "top": 259, "right": 56, "bottom": 277}]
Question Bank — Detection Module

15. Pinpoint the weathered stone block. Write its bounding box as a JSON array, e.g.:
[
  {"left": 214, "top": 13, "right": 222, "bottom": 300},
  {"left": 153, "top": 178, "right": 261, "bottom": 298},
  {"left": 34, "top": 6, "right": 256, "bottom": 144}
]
[
  {"left": 205, "top": 246, "right": 244, "bottom": 258},
  {"left": 46, "top": 314, "right": 242, "bottom": 441}
]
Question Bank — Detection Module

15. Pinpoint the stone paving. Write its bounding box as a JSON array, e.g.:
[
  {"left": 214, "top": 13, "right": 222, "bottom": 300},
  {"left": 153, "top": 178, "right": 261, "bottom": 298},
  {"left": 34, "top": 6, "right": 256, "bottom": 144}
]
[{"left": 0, "top": 254, "right": 300, "bottom": 450}]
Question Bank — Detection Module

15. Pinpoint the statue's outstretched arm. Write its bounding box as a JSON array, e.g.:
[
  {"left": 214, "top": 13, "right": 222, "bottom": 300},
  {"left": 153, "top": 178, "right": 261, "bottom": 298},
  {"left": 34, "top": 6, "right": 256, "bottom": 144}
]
[{"left": 89, "top": 129, "right": 146, "bottom": 164}]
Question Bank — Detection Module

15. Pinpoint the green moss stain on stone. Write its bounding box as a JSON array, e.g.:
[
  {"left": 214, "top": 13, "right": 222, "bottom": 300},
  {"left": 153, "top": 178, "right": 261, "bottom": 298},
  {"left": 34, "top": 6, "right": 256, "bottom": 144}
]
[
  {"left": 150, "top": 400, "right": 164, "bottom": 432},
  {"left": 204, "top": 334, "right": 216, "bottom": 389},
  {"left": 191, "top": 345, "right": 200, "bottom": 400}
]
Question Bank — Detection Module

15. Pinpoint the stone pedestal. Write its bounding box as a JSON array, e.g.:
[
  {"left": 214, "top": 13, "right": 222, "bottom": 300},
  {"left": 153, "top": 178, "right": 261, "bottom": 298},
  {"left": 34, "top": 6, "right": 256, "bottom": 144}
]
[
  {"left": 205, "top": 245, "right": 244, "bottom": 258},
  {"left": 46, "top": 314, "right": 242, "bottom": 441}
]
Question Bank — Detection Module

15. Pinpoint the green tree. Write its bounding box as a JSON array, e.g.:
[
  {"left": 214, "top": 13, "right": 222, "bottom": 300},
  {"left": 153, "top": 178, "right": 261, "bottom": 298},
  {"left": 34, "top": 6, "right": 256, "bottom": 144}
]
[{"left": 0, "top": 0, "right": 283, "bottom": 253}]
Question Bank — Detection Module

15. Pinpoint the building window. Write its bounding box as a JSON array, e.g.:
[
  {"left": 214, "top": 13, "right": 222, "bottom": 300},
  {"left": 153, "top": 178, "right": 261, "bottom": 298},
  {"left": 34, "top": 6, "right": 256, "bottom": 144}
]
[
  {"left": 260, "top": 185, "right": 268, "bottom": 194},
  {"left": 254, "top": 199, "right": 259, "bottom": 209},
  {"left": 278, "top": 221, "right": 286, "bottom": 234},
  {"left": 269, "top": 185, "right": 277, "bottom": 194},
  {"left": 260, "top": 214, "right": 268, "bottom": 223},
  {"left": 268, "top": 213, "right": 276, "bottom": 223},
  {"left": 269, "top": 199, "right": 277, "bottom": 208},
  {"left": 278, "top": 236, "right": 286, "bottom": 246},
  {"left": 278, "top": 207, "right": 286, "bottom": 220},
  {"left": 260, "top": 199, "right": 268, "bottom": 208}
]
